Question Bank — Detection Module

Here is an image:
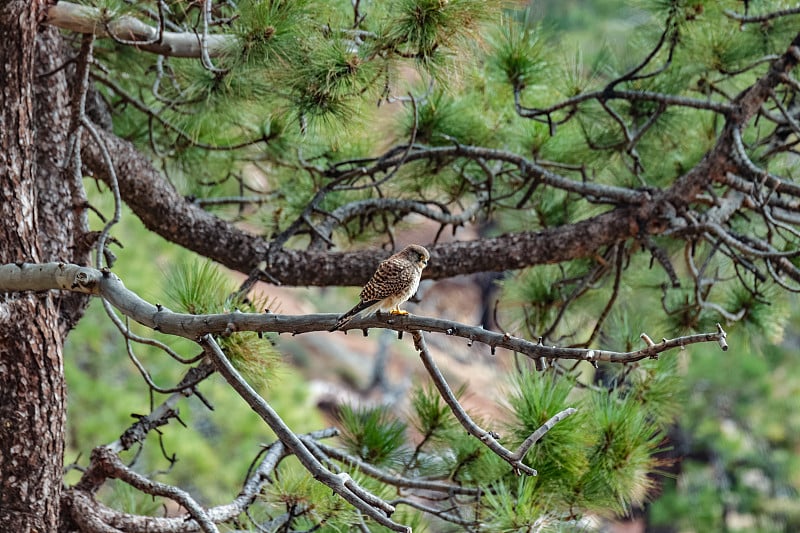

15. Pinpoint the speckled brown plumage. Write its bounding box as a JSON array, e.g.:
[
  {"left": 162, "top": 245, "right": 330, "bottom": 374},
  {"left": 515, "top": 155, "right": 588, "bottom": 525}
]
[{"left": 329, "top": 244, "right": 430, "bottom": 331}]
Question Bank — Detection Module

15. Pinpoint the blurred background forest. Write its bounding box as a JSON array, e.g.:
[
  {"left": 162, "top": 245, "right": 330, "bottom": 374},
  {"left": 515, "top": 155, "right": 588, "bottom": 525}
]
[{"left": 62, "top": 0, "right": 800, "bottom": 531}]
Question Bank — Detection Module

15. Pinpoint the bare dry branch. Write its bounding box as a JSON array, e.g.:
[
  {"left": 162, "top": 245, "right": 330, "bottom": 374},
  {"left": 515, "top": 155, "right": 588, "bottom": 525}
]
[
  {"left": 67, "top": 435, "right": 290, "bottom": 531},
  {"left": 724, "top": 7, "right": 800, "bottom": 23},
  {"left": 301, "top": 436, "right": 482, "bottom": 496},
  {"left": 200, "top": 335, "right": 411, "bottom": 532},
  {"left": 411, "top": 330, "right": 578, "bottom": 476},
  {"left": 46, "top": 2, "right": 232, "bottom": 58},
  {"left": 92, "top": 446, "right": 219, "bottom": 533},
  {"left": 0, "top": 262, "right": 729, "bottom": 364}
]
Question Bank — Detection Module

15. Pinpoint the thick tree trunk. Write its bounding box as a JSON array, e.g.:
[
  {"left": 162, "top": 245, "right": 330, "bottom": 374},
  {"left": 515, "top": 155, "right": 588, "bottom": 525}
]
[{"left": 0, "top": 1, "right": 89, "bottom": 530}]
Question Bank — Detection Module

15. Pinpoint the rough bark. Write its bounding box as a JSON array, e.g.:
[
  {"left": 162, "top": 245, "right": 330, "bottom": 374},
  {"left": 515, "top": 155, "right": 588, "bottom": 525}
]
[
  {"left": 81, "top": 127, "right": 651, "bottom": 286},
  {"left": 0, "top": 1, "right": 89, "bottom": 530},
  {"left": 77, "top": 32, "right": 800, "bottom": 289}
]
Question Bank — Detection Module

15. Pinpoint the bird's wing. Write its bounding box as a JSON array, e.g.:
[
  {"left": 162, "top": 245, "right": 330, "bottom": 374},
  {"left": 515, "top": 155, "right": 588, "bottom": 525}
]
[
  {"left": 330, "top": 252, "right": 415, "bottom": 331},
  {"left": 360, "top": 257, "right": 411, "bottom": 301}
]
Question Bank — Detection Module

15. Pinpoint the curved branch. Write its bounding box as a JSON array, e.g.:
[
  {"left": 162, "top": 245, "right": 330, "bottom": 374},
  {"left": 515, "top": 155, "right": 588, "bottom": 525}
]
[
  {"left": 46, "top": 2, "right": 232, "bottom": 58},
  {"left": 0, "top": 262, "right": 729, "bottom": 365},
  {"left": 516, "top": 88, "right": 732, "bottom": 120},
  {"left": 724, "top": 7, "right": 800, "bottom": 23},
  {"left": 334, "top": 144, "right": 651, "bottom": 204},
  {"left": 411, "top": 330, "right": 578, "bottom": 476},
  {"left": 79, "top": 446, "right": 218, "bottom": 533},
  {"left": 318, "top": 197, "right": 483, "bottom": 240},
  {"left": 67, "top": 437, "right": 289, "bottom": 532},
  {"left": 80, "top": 125, "right": 653, "bottom": 286},
  {"left": 301, "top": 436, "right": 481, "bottom": 496}
]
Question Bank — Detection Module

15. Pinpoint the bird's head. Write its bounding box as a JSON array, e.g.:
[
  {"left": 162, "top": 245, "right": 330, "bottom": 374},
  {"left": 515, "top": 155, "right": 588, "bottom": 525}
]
[{"left": 403, "top": 244, "right": 430, "bottom": 269}]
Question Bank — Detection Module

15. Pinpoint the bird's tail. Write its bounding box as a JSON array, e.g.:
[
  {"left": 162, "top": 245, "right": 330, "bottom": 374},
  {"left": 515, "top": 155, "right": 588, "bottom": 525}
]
[{"left": 329, "top": 300, "right": 380, "bottom": 331}]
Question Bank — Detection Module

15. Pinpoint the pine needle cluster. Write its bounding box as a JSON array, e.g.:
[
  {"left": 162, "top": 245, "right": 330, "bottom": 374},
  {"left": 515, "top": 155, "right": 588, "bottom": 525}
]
[{"left": 164, "top": 259, "right": 280, "bottom": 387}]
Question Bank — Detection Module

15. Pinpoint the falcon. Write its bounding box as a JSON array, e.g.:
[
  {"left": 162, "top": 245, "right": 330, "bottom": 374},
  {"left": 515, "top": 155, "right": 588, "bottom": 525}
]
[{"left": 329, "top": 244, "right": 430, "bottom": 331}]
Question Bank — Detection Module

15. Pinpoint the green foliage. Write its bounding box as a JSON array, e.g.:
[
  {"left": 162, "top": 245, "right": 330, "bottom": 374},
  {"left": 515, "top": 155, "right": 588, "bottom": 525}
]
[
  {"left": 337, "top": 405, "right": 408, "bottom": 467},
  {"left": 164, "top": 259, "right": 234, "bottom": 315},
  {"left": 602, "top": 308, "right": 652, "bottom": 353},
  {"left": 477, "top": 362, "right": 683, "bottom": 525},
  {"left": 440, "top": 420, "right": 510, "bottom": 485},
  {"left": 505, "top": 372, "right": 589, "bottom": 489},
  {"left": 322, "top": 364, "right": 683, "bottom": 529},
  {"left": 487, "top": 10, "right": 547, "bottom": 91},
  {"left": 578, "top": 391, "right": 663, "bottom": 512},
  {"left": 409, "top": 383, "right": 458, "bottom": 439},
  {"left": 164, "top": 259, "right": 280, "bottom": 387},
  {"left": 262, "top": 458, "right": 358, "bottom": 525},
  {"left": 498, "top": 261, "right": 593, "bottom": 335},
  {"left": 402, "top": 86, "right": 491, "bottom": 146},
  {"left": 259, "top": 463, "right": 429, "bottom": 531},
  {"left": 233, "top": 0, "right": 312, "bottom": 66},
  {"left": 725, "top": 282, "right": 789, "bottom": 345},
  {"left": 627, "top": 356, "right": 683, "bottom": 428},
  {"left": 406, "top": 383, "right": 482, "bottom": 481},
  {"left": 482, "top": 477, "right": 555, "bottom": 532},
  {"left": 382, "top": 0, "right": 501, "bottom": 74},
  {"left": 286, "top": 38, "right": 381, "bottom": 127}
]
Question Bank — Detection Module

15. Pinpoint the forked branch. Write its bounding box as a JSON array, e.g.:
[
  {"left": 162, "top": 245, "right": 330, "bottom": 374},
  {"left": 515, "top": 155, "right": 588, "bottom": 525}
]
[
  {"left": 200, "top": 335, "right": 411, "bottom": 532},
  {"left": 411, "top": 330, "right": 578, "bottom": 476}
]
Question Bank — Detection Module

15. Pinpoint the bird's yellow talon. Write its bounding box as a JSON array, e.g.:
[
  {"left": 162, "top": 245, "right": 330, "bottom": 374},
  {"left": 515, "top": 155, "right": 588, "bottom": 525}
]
[{"left": 334, "top": 245, "right": 429, "bottom": 329}]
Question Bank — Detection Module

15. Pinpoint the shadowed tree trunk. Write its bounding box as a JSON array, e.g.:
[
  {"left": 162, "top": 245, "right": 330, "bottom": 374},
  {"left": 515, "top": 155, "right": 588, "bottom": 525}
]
[{"left": 0, "top": 1, "right": 89, "bottom": 530}]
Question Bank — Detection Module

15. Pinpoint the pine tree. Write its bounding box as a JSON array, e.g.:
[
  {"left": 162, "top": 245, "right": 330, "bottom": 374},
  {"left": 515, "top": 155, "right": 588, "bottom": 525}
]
[{"left": 3, "top": 0, "right": 800, "bottom": 531}]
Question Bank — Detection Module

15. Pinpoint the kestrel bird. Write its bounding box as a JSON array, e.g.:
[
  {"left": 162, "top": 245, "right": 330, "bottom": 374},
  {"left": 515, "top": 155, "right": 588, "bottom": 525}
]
[{"left": 329, "top": 244, "right": 430, "bottom": 331}]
